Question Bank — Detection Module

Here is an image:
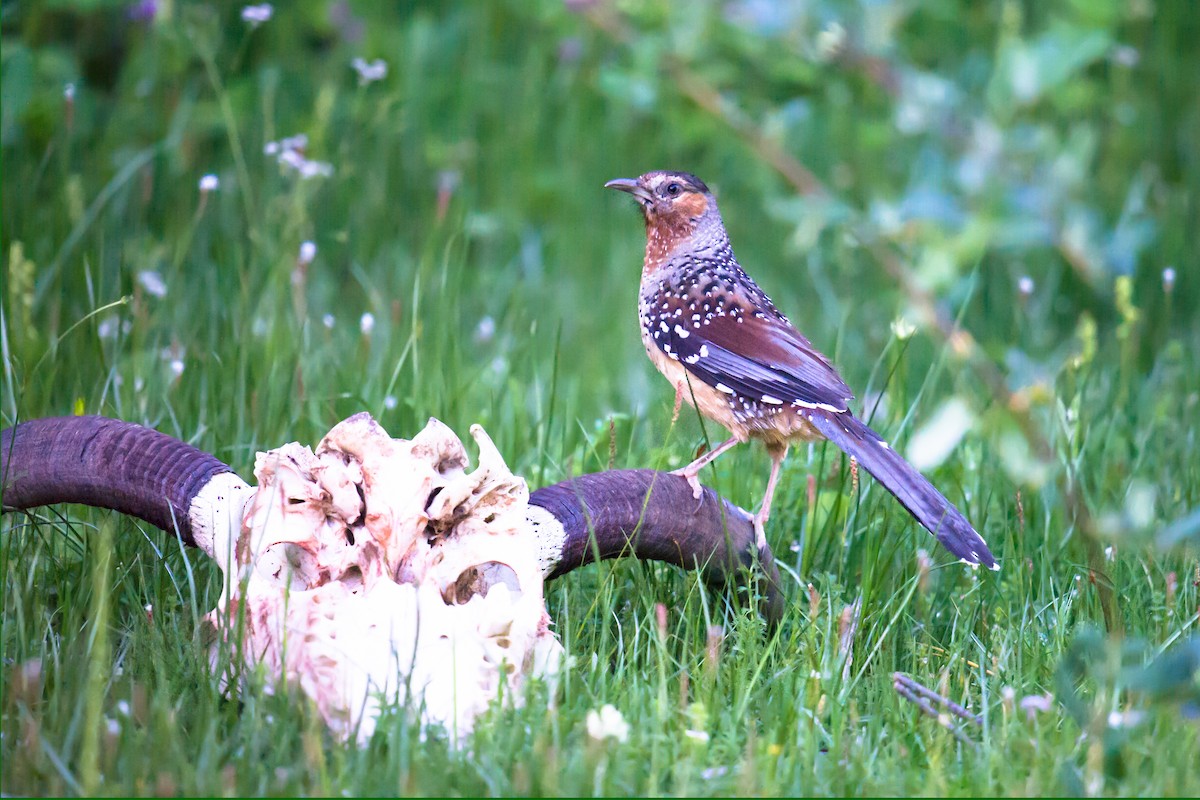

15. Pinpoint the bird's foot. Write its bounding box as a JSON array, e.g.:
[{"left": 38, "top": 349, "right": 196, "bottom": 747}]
[
  {"left": 670, "top": 467, "right": 705, "bottom": 501},
  {"left": 751, "top": 513, "right": 769, "bottom": 551}
]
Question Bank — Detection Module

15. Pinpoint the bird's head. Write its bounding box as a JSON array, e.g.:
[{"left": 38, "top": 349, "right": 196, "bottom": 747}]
[
  {"left": 605, "top": 172, "right": 724, "bottom": 269},
  {"left": 605, "top": 171, "right": 720, "bottom": 237}
]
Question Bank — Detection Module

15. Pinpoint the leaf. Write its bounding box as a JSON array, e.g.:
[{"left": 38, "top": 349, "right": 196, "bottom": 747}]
[{"left": 988, "top": 23, "right": 1112, "bottom": 112}]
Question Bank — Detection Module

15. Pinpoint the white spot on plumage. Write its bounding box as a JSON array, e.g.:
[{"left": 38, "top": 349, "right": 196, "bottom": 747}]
[
  {"left": 791, "top": 399, "right": 847, "bottom": 413},
  {"left": 674, "top": 325, "right": 689, "bottom": 338},
  {"left": 762, "top": 395, "right": 783, "bottom": 405},
  {"left": 716, "top": 383, "right": 734, "bottom": 395},
  {"left": 699, "top": 344, "right": 709, "bottom": 357}
]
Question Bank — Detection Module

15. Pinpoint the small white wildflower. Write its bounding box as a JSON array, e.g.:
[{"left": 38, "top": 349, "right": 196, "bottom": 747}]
[
  {"left": 684, "top": 729, "right": 710, "bottom": 743},
  {"left": 64, "top": 83, "right": 76, "bottom": 101},
  {"left": 474, "top": 315, "right": 496, "bottom": 344},
  {"left": 116, "top": 700, "right": 131, "bottom": 717},
  {"left": 1111, "top": 45, "right": 1140, "bottom": 67},
  {"left": 1010, "top": 48, "right": 1040, "bottom": 103},
  {"left": 241, "top": 4, "right": 273, "bottom": 26},
  {"left": 277, "top": 148, "right": 333, "bottom": 179},
  {"left": 105, "top": 718, "right": 120, "bottom": 736},
  {"left": 586, "top": 704, "right": 629, "bottom": 743},
  {"left": 199, "top": 174, "right": 219, "bottom": 192},
  {"left": 97, "top": 317, "right": 119, "bottom": 340},
  {"left": 265, "top": 134, "right": 308, "bottom": 161},
  {"left": 280, "top": 133, "right": 308, "bottom": 151},
  {"left": 1018, "top": 275, "right": 1034, "bottom": 297},
  {"left": 1107, "top": 710, "right": 1144, "bottom": 729},
  {"left": 890, "top": 316, "right": 916, "bottom": 340},
  {"left": 815, "top": 21, "right": 847, "bottom": 62},
  {"left": 298, "top": 159, "right": 333, "bottom": 179},
  {"left": 351, "top": 57, "right": 388, "bottom": 85},
  {"left": 1019, "top": 693, "right": 1055, "bottom": 719},
  {"left": 383, "top": 395, "right": 397, "bottom": 410},
  {"left": 169, "top": 358, "right": 184, "bottom": 378},
  {"left": 322, "top": 313, "right": 336, "bottom": 329},
  {"left": 298, "top": 240, "right": 317, "bottom": 265},
  {"left": 134, "top": 377, "right": 145, "bottom": 393},
  {"left": 1162, "top": 266, "right": 1176, "bottom": 294},
  {"left": 278, "top": 149, "right": 306, "bottom": 171},
  {"left": 894, "top": 100, "right": 926, "bottom": 135},
  {"left": 360, "top": 312, "right": 375, "bottom": 335},
  {"left": 1104, "top": 545, "right": 1115, "bottom": 561},
  {"left": 137, "top": 270, "right": 167, "bottom": 298},
  {"left": 700, "top": 766, "right": 728, "bottom": 780},
  {"left": 872, "top": 200, "right": 903, "bottom": 235}
]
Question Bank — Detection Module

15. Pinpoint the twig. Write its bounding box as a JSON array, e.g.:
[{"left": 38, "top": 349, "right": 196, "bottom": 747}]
[{"left": 893, "top": 672, "right": 979, "bottom": 745}]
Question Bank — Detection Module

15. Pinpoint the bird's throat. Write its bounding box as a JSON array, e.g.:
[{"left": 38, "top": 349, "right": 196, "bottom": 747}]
[{"left": 642, "top": 215, "right": 699, "bottom": 276}]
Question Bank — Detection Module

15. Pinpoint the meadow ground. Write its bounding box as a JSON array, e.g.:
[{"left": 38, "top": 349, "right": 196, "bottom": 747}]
[{"left": 2, "top": 2, "right": 1198, "bottom": 795}]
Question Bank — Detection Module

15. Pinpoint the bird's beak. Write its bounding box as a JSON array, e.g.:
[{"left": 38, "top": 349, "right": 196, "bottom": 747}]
[{"left": 605, "top": 178, "right": 653, "bottom": 204}]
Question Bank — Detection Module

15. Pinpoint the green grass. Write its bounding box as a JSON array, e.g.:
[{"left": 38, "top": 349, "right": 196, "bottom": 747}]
[{"left": 3, "top": 1, "right": 1198, "bottom": 795}]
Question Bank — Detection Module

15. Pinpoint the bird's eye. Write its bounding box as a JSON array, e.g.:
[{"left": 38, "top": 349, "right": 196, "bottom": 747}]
[{"left": 666, "top": 182, "right": 682, "bottom": 197}]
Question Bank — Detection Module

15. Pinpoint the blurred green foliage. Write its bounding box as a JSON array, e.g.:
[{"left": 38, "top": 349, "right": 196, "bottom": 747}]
[{"left": 2, "top": 0, "right": 1198, "bottom": 795}]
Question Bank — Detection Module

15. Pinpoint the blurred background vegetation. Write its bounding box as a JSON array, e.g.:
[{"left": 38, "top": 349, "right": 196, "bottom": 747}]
[{"left": 2, "top": 0, "right": 1197, "bottom": 795}]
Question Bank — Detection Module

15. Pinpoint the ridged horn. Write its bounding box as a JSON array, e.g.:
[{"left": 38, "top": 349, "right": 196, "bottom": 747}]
[
  {"left": 2, "top": 416, "right": 784, "bottom": 624},
  {"left": 530, "top": 470, "right": 785, "bottom": 626},
  {"left": 1, "top": 415, "right": 232, "bottom": 547}
]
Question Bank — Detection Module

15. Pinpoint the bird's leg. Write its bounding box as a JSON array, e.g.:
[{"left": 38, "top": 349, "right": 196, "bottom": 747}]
[
  {"left": 672, "top": 436, "right": 741, "bottom": 500},
  {"left": 753, "top": 445, "right": 789, "bottom": 549}
]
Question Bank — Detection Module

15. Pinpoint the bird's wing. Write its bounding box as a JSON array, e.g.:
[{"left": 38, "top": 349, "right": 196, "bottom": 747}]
[{"left": 652, "top": 299, "right": 853, "bottom": 412}]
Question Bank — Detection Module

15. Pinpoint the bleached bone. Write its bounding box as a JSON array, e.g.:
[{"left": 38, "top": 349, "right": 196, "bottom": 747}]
[{"left": 2, "top": 414, "right": 782, "bottom": 743}]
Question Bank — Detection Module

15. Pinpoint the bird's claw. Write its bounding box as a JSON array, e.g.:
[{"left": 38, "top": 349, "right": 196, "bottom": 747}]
[
  {"left": 671, "top": 468, "right": 705, "bottom": 501},
  {"left": 752, "top": 515, "right": 768, "bottom": 551}
]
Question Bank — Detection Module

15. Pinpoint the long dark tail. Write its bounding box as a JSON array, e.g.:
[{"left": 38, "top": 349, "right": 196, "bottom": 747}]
[{"left": 808, "top": 411, "right": 997, "bottom": 569}]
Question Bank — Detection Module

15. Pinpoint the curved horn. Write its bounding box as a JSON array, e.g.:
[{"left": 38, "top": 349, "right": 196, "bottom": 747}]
[
  {"left": 529, "top": 470, "right": 785, "bottom": 626},
  {"left": 3, "top": 417, "right": 786, "bottom": 624},
  {"left": 1, "top": 415, "right": 234, "bottom": 548}
]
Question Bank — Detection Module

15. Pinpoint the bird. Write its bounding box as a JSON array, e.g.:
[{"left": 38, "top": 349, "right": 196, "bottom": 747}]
[{"left": 605, "top": 170, "right": 997, "bottom": 569}]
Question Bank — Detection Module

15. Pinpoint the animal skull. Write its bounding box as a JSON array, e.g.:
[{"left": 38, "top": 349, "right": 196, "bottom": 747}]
[
  {"left": 1, "top": 412, "right": 781, "bottom": 745},
  {"left": 194, "top": 413, "right": 562, "bottom": 744}
]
